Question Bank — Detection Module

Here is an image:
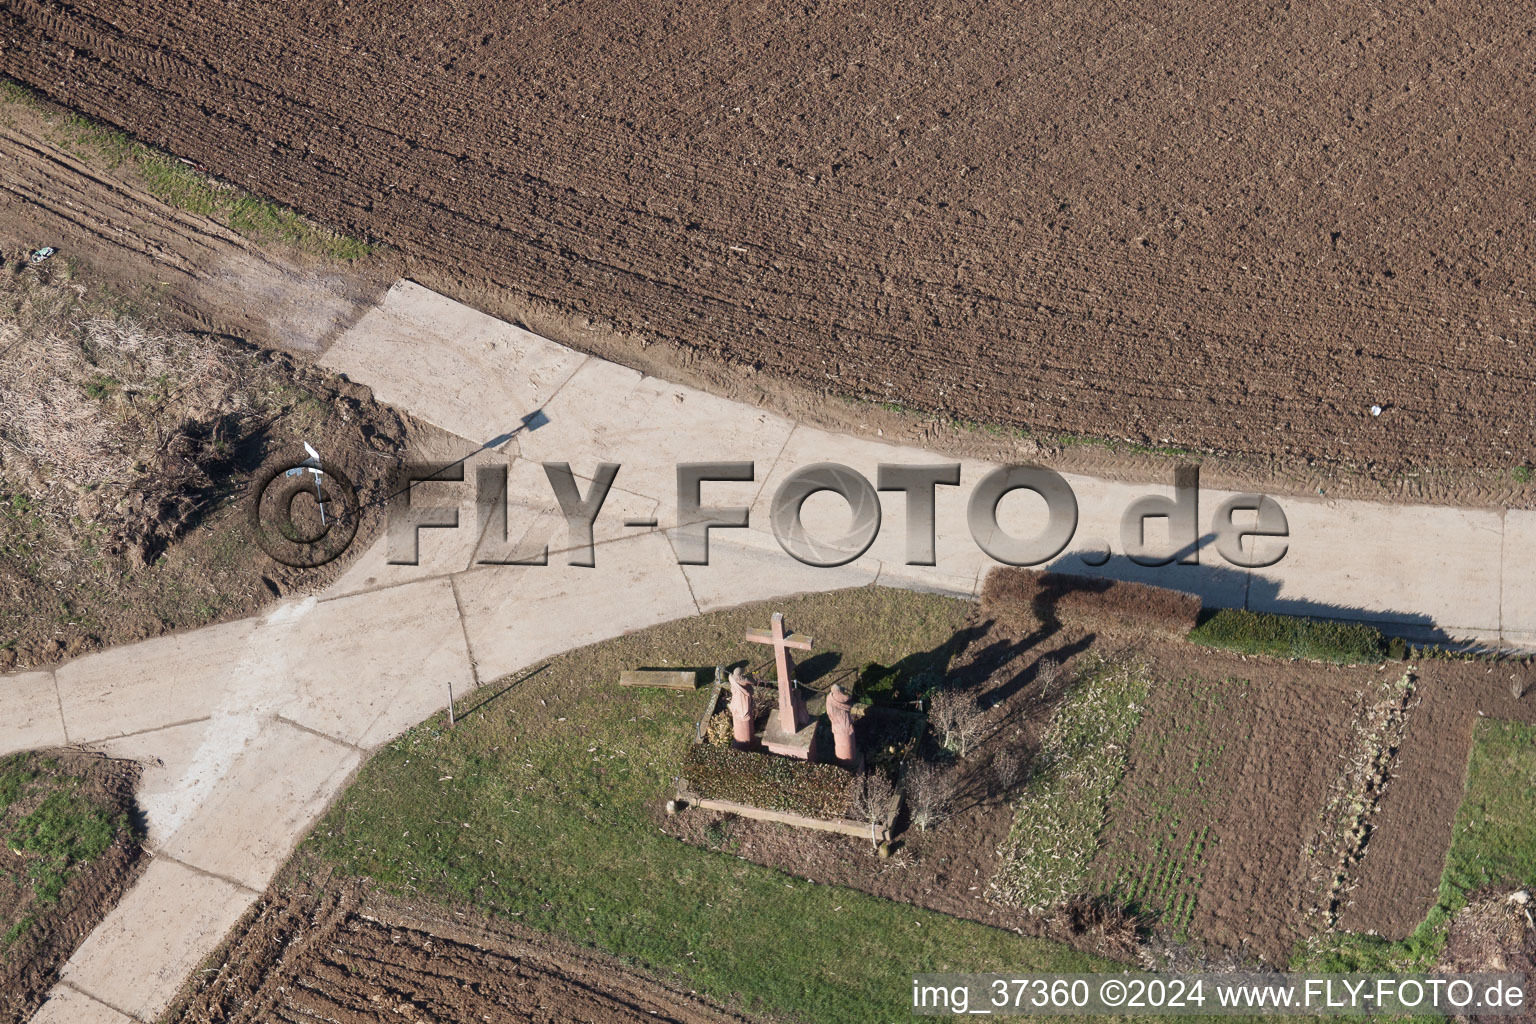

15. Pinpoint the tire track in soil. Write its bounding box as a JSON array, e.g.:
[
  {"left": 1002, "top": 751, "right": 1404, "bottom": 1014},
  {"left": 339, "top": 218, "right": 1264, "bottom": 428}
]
[
  {"left": 4, "top": 0, "right": 1536, "bottom": 477},
  {"left": 0, "top": 114, "right": 391, "bottom": 355}
]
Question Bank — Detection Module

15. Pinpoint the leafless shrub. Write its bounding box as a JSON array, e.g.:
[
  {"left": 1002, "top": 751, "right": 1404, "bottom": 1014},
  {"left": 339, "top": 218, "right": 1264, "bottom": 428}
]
[
  {"left": 903, "top": 762, "right": 955, "bottom": 832},
  {"left": 929, "top": 689, "right": 985, "bottom": 756},
  {"left": 991, "top": 748, "right": 1029, "bottom": 794},
  {"left": 1056, "top": 896, "right": 1142, "bottom": 959},
  {"left": 1036, "top": 654, "right": 1077, "bottom": 700},
  {"left": 847, "top": 772, "right": 896, "bottom": 849}
]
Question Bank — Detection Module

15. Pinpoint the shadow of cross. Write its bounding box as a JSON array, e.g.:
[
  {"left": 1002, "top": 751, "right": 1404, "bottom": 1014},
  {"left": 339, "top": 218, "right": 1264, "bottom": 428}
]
[{"left": 745, "top": 612, "right": 813, "bottom": 734}]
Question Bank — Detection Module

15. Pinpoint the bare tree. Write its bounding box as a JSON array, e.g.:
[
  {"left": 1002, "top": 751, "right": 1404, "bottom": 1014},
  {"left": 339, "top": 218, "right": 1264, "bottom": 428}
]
[
  {"left": 929, "top": 688, "right": 961, "bottom": 749},
  {"left": 929, "top": 689, "right": 985, "bottom": 756},
  {"left": 991, "top": 748, "right": 1029, "bottom": 794},
  {"left": 904, "top": 762, "right": 955, "bottom": 832},
  {"left": 848, "top": 772, "right": 896, "bottom": 849},
  {"left": 1036, "top": 655, "right": 1069, "bottom": 698}
]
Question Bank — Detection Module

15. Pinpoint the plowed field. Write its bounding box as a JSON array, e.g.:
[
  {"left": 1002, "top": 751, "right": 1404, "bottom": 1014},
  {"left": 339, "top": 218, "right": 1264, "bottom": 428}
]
[
  {"left": 3, "top": 1, "right": 1534, "bottom": 477},
  {"left": 165, "top": 875, "right": 760, "bottom": 1024}
]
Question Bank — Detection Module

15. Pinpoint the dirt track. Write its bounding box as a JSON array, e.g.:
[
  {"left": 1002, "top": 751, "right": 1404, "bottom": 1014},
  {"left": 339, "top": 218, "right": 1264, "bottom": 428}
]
[{"left": 2, "top": 1, "right": 1534, "bottom": 479}]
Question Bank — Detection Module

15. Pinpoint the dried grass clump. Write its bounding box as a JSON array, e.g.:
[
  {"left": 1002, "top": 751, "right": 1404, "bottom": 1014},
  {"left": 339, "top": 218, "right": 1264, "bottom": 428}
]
[
  {"left": 0, "top": 282, "right": 261, "bottom": 561},
  {"left": 980, "top": 567, "right": 1201, "bottom": 639}
]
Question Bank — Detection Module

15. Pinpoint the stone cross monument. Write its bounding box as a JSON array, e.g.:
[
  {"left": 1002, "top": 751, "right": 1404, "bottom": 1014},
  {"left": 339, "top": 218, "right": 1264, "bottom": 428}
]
[{"left": 745, "top": 612, "right": 815, "bottom": 758}]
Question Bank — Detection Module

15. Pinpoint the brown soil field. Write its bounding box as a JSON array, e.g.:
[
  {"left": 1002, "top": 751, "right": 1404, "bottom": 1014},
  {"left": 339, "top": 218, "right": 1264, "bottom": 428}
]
[
  {"left": 164, "top": 868, "right": 763, "bottom": 1024},
  {"left": 3, "top": 1, "right": 1535, "bottom": 497},
  {"left": 0, "top": 751, "right": 142, "bottom": 1024}
]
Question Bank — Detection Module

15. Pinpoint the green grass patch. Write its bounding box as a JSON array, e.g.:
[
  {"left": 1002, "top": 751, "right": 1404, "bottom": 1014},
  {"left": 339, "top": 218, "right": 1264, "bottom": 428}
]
[
  {"left": 8, "top": 790, "right": 123, "bottom": 904},
  {"left": 1298, "top": 718, "right": 1536, "bottom": 971},
  {"left": 0, "top": 749, "right": 133, "bottom": 964},
  {"left": 991, "top": 655, "right": 1155, "bottom": 911},
  {"left": 81, "top": 373, "right": 119, "bottom": 400},
  {"left": 1189, "top": 609, "right": 1387, "bottom": 664},
  {"left": 0, "top": 916, "right": 33, "bottom": 951},
  {"left": 307, "top": 589, "right": 1130, "bottom": 1023}
]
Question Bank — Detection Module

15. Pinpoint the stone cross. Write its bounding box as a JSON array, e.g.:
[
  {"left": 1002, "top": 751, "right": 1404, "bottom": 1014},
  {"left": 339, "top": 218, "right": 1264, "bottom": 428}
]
[{"left": 745, "top": 612, "right": 812, "bottom": 734}]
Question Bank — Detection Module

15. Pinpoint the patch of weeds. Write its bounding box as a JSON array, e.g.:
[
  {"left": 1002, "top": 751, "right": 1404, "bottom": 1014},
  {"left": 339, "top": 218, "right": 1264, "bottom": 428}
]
[
  {"left": 1296, "top": 718, "right": 1536, "bottom": 971},
  {"left": 1188, "top": 609, "right": 1386, "bottom": 664},
  {"left": 991, "top": 654, "right": 1155, "bottom": 911},
  {"left": 855, "top": 660, "right": 939, "bottom": 706},
  {"left": 0, "top": 916, "right": 33, "bottom": 951},
  {"left": 703, "top": 818, "right": 730, "bottom": 848},
  {"left": 0, "top": 755, "right": 41, "bottom": 810},
  {"left": 1512, "top": 466, "right": 1531, "bottom": 485},
  {"left": 82, "top": 373, "right": 119, "bottom": 400},
  {"left": 8, "top": 789, "right": 123, "bottom": 903}
]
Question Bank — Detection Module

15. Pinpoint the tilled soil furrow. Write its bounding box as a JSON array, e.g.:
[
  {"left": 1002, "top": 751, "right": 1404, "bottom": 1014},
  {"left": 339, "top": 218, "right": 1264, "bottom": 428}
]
[{"left": 167, "top": 878, "right": 749, "bottom": 1024}]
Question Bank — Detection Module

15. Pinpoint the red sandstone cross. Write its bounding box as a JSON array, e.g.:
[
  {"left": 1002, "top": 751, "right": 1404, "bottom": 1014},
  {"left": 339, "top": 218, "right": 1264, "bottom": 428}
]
[{"left": 745, "top": 612, "right": 813, "bottom": 733}]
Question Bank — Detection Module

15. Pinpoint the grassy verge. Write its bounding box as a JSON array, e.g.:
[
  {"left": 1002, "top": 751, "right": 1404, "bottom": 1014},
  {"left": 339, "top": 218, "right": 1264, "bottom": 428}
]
[
  {"left": 1189, "top": 609, "right": 1387, "bottom": 665},
  {"left": 307, "top": 589, "right": 1136, "bottom": 1023},
  {"left": 0, "top": 78, "right": 371, "bottom": 261},
  {"left": 1296, "top": 718, "right": 1536, "bottom": 971},
  {"left": 990, "top": 655, "right": 1155, "bottom": 912}
]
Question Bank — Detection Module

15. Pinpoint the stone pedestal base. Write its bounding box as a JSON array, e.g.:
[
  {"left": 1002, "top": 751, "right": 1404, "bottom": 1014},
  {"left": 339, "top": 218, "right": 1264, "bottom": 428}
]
[{"left": 760, "top": 719, "right": 819, "bottom": 760}]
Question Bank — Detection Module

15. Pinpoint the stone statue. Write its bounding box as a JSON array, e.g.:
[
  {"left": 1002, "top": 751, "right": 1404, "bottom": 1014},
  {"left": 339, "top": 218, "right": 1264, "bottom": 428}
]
[
  {"left": 826, "top": 683, "right": 857, "bottom": 763},
  {"left": 728, "top": 667, "right": 756, "bottom": 747}
]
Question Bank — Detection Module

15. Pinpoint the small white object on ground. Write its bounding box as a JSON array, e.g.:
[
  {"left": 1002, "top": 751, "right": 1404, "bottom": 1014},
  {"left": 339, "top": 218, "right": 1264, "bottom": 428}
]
[{"left": 1370, "top": 405, "right": 1382, "bottom": 417}]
